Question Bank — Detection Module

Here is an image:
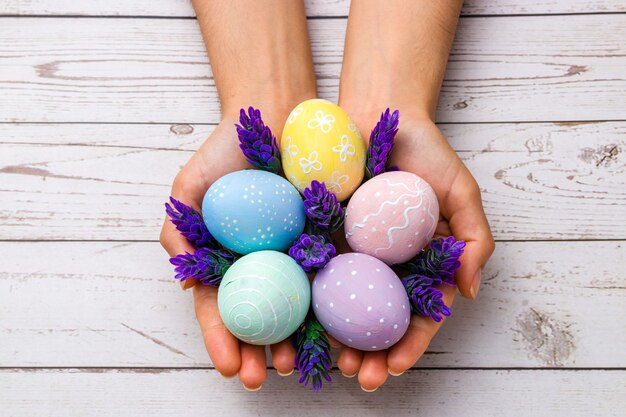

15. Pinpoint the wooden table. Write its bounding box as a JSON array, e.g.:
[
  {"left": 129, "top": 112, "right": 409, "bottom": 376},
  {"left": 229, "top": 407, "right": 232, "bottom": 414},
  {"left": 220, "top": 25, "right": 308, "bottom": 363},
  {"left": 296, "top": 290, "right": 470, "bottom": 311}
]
[{"left": 1, "top": 1, "right": 625, "bottom": 415}]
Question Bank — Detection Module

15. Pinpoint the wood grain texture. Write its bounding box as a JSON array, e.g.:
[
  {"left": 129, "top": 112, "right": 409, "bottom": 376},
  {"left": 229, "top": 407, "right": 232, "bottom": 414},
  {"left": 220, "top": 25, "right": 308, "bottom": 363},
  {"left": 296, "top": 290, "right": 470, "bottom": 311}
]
[
  {"left": 1, "top": 16, "right": 625, "bottom": 123},
  {"left": 1, "top": 0, "right": 624, "bottom": 17},
  {"left": 1, "top": 241, "right": 624, "bottom": 367},
  {"left": 1, "top": 369, "right": 625, "bottom": 417},
  {"left": 1, "top": 122, "right": 624, "bottom": 240}
]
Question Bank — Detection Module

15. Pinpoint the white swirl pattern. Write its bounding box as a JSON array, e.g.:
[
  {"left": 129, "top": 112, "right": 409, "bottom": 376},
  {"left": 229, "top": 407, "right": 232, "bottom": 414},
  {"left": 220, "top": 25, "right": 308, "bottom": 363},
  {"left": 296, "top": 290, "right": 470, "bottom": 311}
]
[{"left": 217, "top": 252, "right": 310, "bottom": 345}]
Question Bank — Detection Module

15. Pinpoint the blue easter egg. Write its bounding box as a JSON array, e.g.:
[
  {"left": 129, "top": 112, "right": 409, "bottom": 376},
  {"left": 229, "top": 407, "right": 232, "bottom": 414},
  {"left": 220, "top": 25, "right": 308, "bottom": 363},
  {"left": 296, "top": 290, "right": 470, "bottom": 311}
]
[{"left": 202, "top": 170, "right": 306, "bottom": 254}]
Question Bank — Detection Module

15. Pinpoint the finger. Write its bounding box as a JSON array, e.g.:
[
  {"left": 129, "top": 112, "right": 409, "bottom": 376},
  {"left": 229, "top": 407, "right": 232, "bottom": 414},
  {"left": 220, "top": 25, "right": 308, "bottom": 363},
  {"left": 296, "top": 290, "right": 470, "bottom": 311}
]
[
  {"left": 239, "top": 343, "right": 267, "bottom": 391},
  {"left": 160, "top": 217, "right": 198, "bottom": 290},
  {"left": 443, "top": 170, "right": 495, "bottom": 299},
  {"left": 270, "top": 338, "right": 296, "bottom": 376},
  {"left": 161, "top": 172, "right": 207, "bottom": 290},
  {"left": 326, "top": 333, "right": 342, "bottom": 348},
  {"left": 193, "top": 284, "right": 241, "bottom": 377},
  {"left": 387, "top": 286, "right": 455, "bottom": 374},
  {"left": 357, "top": 351, "right": 389, "bottom": 392},
  {"left": 337, "top": 345, "right": 364, "bottom": 377}
]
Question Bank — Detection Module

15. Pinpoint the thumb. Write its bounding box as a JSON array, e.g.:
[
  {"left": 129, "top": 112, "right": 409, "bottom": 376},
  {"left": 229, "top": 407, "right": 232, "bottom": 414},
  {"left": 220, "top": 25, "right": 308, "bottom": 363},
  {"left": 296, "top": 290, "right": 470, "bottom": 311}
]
[{"left": 443, "top": 172, "right": 495, "bottom": 299}]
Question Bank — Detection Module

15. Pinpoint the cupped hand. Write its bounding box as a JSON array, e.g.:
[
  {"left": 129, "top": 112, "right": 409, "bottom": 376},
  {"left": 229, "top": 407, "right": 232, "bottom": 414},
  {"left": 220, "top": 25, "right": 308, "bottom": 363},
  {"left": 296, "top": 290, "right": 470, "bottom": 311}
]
[
  {"left": 333, "top": 115, "right": 495, "bottom": 391},
  {"left": 159, "top": 119, "right": 296, "bottom": 390}
]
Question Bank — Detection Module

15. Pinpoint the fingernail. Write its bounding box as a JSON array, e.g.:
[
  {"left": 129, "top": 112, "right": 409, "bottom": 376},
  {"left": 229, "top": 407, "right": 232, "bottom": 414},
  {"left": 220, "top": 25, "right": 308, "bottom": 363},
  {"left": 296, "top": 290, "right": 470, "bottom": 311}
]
[
  {"left": 361, "top": 386, "right": 378, "bottom": 393},
  {"left": 341, "top": 372, "right": 357, "bottom": 378},
  {"left": 470, "top": 269, "right": 482, "bottom": 299},
  {"left": 277, "top": 369, "right": 294, "bottom": 377},
  {"left": 221, "top": 373, "right": 236, "bottom": 380},
  {"left": 243, "top": 384, "right": 263, "bottom": 392},
  {"left": 388, "top": 369, "right": 404, "bottom": 377}
]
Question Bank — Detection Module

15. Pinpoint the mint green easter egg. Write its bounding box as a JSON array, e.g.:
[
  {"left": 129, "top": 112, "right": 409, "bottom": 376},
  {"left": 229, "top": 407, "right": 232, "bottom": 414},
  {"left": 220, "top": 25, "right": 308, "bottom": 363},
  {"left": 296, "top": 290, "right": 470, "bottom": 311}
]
[{"left": 217, "top": 251, "right": 310, "bottom": 345}]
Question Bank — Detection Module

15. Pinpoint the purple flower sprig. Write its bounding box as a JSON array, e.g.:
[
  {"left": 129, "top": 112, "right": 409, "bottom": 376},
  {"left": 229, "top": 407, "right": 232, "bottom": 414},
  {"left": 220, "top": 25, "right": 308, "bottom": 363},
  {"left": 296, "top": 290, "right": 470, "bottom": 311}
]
[
  {"left": 303, "top": 181, "right": 344, "bottom": 234},
  {"left": 401, "top": 236, "right": 466, "bottom": 322},
  {"left": 294, "top": 313, "right": 332, "bottom": 392},
  {"left": 401, "top": 274, "right": 451, "bottom": 322},
  {"left": 288, "top": 234, "right": 336, "bottom": 273},
  {"left": 236, "top": 106, "right": 282, "bottom": 174},
  {"left": 365, "top": 108, "right": 399, "bottom": 179},
  {"left": 405, "top": 236, "right": 466, "bottom": 286},
  {"left": 165, "top": 197, "right": 218, "bottom": 249},
  {"left": 169, "top": 247, "right": 236, "bottom": 286}
]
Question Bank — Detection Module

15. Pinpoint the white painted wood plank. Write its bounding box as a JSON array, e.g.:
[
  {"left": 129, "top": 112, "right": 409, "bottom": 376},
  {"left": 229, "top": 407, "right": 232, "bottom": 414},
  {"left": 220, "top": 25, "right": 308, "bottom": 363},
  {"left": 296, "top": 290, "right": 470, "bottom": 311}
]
[
  {"left": 1, "top": 0, "right": 623, "bottom": 17},
  {"left": 0, "top": 241, "right": 624, "bottom": 367},
  {"left": 0, "top": 369, "right": 624, "bottom": 417},
  {"left": 1, "top": 122, "right": 624, "bottom": 240},
  {"left": 0, "top": 16, "right": 624, "bottom": 123}
]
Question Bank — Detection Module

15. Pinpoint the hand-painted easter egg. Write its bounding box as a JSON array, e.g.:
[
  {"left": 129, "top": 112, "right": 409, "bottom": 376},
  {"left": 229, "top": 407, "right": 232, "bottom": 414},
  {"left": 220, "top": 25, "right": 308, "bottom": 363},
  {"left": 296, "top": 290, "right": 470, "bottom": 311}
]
[
  {"left": 281, "top": 99, "right": 366, "bottom": 202},
  {"left": 218, "top": 250, "right": 311, "bottom": 345},
  {"left": 345, "top": 171, "right": 439, "bottom": 264},
  {"left": 202, "top": 170, "right": 305, "bottom": 254},
  {"left": 311, "top": 253, "right": 410, "bottom": 351}
]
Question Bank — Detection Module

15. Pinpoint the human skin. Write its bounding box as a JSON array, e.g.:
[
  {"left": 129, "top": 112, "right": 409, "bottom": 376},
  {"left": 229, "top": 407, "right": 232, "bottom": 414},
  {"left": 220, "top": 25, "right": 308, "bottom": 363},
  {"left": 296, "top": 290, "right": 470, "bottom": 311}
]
[
  {"left": 159, "top": 0, "right": 316, "bottom": 391},
  {"left": 335, "top": 0, "right": 495, "bottom": 391},
  {"left": 161, "top": 0, "right": 494, "bottom": 393}
]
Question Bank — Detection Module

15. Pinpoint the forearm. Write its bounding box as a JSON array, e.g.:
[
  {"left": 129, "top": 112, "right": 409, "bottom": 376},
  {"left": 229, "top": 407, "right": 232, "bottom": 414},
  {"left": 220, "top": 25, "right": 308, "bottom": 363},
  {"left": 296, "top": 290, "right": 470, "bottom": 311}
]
[
  {"left": 192, "top": 0, "right": 317, "bottom": 129},
  {"left": 339, "top": 0, "right": 463, "bottom": 124}
]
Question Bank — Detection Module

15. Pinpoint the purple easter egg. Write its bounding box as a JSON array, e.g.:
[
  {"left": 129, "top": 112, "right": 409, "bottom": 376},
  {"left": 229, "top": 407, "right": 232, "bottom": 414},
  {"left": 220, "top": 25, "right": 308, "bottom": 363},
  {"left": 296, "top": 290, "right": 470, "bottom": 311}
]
[{"left": 312, "top": 253, "right": 410, "bottom": 351}]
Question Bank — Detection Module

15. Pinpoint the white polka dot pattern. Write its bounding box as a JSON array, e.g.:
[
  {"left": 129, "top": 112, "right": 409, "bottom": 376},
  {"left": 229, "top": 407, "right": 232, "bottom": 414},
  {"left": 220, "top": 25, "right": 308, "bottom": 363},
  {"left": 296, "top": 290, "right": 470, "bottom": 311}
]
[
  {"left": 311, "top": 253, "right": 410, "bottom": 351},
  {"left": 202, "top": 170, "right": 305, "bottom": 254}
]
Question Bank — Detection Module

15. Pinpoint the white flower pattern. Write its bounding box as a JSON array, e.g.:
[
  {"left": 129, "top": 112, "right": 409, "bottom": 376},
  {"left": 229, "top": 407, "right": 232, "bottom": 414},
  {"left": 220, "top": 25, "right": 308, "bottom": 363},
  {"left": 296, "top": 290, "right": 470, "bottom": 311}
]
[
  {"left": 327, "top": 170, "right": 349, "bottom": 194},
  {"left": 307, "top": 110, "right": 335, "bottom": 133},
  {"left": 348, "top": 120, "right": 362, "bottom": 139},
  {"left": 288, "top": 174, "right": 308, "bottom": 191},
  {"left": 331, "top": 135, "right": 356, "bottom": 162},
  {"left": 299, "top": 151, "right": 323, "bottom": 174},
  {"left": 287, "top": 106, "right": 304, "bottom": 124},
  {"left": 282, "top": 136, "right": 299, "bottom": 166}
]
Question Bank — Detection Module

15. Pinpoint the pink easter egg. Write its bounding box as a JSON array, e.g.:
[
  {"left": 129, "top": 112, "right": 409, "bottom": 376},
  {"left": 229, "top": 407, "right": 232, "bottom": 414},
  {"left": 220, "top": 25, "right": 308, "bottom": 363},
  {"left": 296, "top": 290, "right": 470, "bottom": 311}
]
[
  {"left": 345, "top": 171, "right": 439, "bottom": 264},
  {"left": 312, "top": 253, "right": 410, "bottom": 351}
]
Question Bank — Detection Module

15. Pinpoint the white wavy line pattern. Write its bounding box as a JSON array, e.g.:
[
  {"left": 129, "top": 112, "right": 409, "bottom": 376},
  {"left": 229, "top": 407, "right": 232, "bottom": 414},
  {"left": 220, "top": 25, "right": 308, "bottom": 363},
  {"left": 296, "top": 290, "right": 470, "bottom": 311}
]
[
  {"left": 345, "top": 179, "right": 422, "bottom": 237},
  {"left": 374, "top": 194, "right": 425, "bottom": 256}
]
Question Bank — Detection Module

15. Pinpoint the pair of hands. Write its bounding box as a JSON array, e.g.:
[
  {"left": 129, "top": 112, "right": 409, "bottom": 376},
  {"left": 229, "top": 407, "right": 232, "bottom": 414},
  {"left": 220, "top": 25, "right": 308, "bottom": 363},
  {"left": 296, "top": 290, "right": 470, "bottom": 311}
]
[{"left": 160, "top": 111, "right": 494, "bottom": 391}]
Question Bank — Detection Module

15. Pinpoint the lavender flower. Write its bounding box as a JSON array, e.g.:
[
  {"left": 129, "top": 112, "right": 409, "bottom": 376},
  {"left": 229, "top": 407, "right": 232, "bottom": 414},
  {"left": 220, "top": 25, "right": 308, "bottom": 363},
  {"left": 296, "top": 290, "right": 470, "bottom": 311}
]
[
  {"left": 401, "top": 274, "right": 449, "bottom": 321},
  {"left": 236, "top": 106, "right": 281, "bottom": 173},
  {"left": 165, "top": 197, "right": 217, "bottom": 249},
  {"left": 365, "top": 108, "right": 399, "bottom": 178},
  {"left": 401, "top": 236, "right": 465, "bottom": 322},
  {"left": 302, "top": 181, "right": 344, "bottom": 234},
  {"left": 294, "top": 314, "right": 332, "bottom": 392},
  {"left": 169, "top": 247, "right": 235, "bottom": 286},
  {"left": 401, "top": 273, "right": 436, "bottom": 296},
  {"left": 406, "top": 236, "right": 466, "bottom": 285},
  {"left": 288, "top": 234, "right": 336, "bottom": 273},
  {"left": 409, "top": 286, "right": 451, "bottom": 322}
]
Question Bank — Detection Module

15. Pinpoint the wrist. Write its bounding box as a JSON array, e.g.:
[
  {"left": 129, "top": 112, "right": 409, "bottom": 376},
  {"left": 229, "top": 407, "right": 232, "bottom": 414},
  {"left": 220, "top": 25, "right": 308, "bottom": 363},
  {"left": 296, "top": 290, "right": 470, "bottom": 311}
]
[
  {"left": 339, "top": 74, "right": 435, "bottom": 134},
  {"left": 339, "top": 92, "right": 433, "bottom": 142}
]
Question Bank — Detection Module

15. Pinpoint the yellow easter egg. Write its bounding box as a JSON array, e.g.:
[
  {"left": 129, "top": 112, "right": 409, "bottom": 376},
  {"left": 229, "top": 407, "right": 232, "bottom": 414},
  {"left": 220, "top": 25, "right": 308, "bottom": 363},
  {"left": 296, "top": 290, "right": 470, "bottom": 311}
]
[{"left": 281, "top": 99, "right": 366, "bottom": 202}]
